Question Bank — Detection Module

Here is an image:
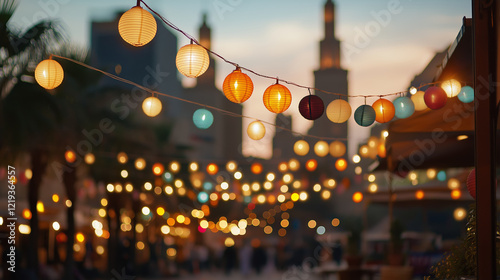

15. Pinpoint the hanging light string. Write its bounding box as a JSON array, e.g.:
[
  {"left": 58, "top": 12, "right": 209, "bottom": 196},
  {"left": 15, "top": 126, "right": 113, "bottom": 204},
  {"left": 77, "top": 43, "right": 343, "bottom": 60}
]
[
  {"left": 138, "top": 0, "right": 437, "bottom": 99},
  {"left": 50, "top": 54, "right": 347, "bottom": 141}
]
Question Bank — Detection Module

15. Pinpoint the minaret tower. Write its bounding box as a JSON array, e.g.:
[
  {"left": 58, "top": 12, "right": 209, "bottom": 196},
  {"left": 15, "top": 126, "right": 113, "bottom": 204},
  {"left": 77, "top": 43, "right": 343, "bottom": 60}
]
[
  {"left": 197, "top": 13, "right": 216, "bottom": 87},
  {"left": 309, "top": 0, "right": 349, "bottom": 150}
]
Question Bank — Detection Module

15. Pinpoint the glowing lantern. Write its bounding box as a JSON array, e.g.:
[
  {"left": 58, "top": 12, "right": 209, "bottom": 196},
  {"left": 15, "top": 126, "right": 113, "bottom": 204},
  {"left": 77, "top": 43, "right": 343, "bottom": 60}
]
[
  {"left": 247, "top": 121, "right": 266, "bottom": 140},
  {"left": 251, "top": 163, "right": 263, "bottom": 174},
  {"left": 393, "top": 96, "right": 415, "bottom": 119},
  {"left": 294, "top": 140, "right": 310, "bottom": 156},
  {"left": 263, "top": 82, "right": 292, "bottom": 113},
  {"left": 441, "top": 79, "right": 461, "bottom": 98},
  {"left": 152, "top": 163, "right": 164, "bottom": 176},
  {"left": 326, "top": 99, "right": 351, "bottom": 123},
  {"left": 424, "top": 86, "right": 447, "bottom": 110},
  {"left": 354, "top": 105, "right": 376, "bottom": 127},
  {"left": 35, "top": 59, "right": 64, "bottom": 90},
  {"left": 314, "top": 141, "right": 329, "bottom": 157},
  {"left": 118, "top": 5, "right": 157, "bottom": 47},
  {"left": 305, "top": 159, "right": 317, "bottom": 171},
  {"left": 466, "top": 169, "right": 476, "bottom": 199},
  {"left": 352, "top": 192, "right": 363, "bottom": 203},
  {"left": 335, "top": 158, "right": 347, "bottom": 171},
  {"left": 142, "top": 96, "right": 162, "bottom": 117},
  {"left": 458, "top": 86, "right": 474, "bottom": 103},
  {"left": 65, "top": 150, "right": 76, "bottom": 163},
  {"left": 329, "top": 141, "right": 346, "bottom": 157},
  {"left": 207, "top": 163, "right": 218, "bottom": 175},
  {"left": 414, "top": 190, "right": 424, "bottom": 200},
  {"left": 299, "top": 95, "right": 324, "bottom": 120},
  {"left": 372, "top": 98, "right": 395, "bottom": 123},
  {"left": 411, "top": 91, "right": 428, "bottom": 111},
  {"left": 176, "top": 43, "right": 210, "bottom": 78},
  {"left": 193, "top": 108, "right": 214, "bottom": 129},
  {"left": 223, "top": 67, "right": 253, "bottom": 103}
]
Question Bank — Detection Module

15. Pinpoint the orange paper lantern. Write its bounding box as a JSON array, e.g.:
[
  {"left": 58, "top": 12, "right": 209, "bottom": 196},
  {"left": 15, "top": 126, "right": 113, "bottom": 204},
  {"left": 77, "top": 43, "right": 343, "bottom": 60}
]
[
  {"left": 263, "top": 82, "right": 292, "bottom": 113},
  {"left": 118, "top": 6, "right": 157, "bottom": 47},
  {"left": 223, "top": 67, "right": 253, "bottom": 103},
  {"left": 372, "top": 98, "right": 395, "bottom": 123}
]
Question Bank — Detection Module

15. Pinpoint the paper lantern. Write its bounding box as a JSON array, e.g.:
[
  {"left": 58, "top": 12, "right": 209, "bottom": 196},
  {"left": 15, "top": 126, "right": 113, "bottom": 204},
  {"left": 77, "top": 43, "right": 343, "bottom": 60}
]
[
  {"left": 142, "top": 96, "right": 162, "bottom": 117},
  {"left": 176, "top": 43, "right": 210, "bottom": 78},
  {"left": 458, "top": 86, "right": 474, "bottom": 103},
  {"left": 424, "top": 86, "right": 447, "bottom": 109},
  {"left": 118, "top": 6, "right": 157, "bottom": 47},
  {"left": 354, "top": 105, "right": 376, "bottom": 127},
  {"left": 393, "top": 96, "right": 415, "bottom": 119},
  {"left": 411, "top": 91, "right": 428, "bottom": 111},
  {"left": 326, "top": 99, "right": 351, "bottom": 123},
  {"left": 441, "top": 79, "right": 461, "bottom": 98},
  {"left": 223, "top": 67, "right": 253, "bottom": 103},
  {"left": 247, "top": 121, "right": 266, "bottom": 140},
  {"left": 193, "top": 109, "right": 214, "bottom": 129},
  {"left": 314, "top": 141, "right": 329, "bottom": 157},
  {"left": 372, "top": 98, "right": 395, "bottom": 123},
  {"left": 329, "top": 141, "right": 346, "bottom": 157},
  {"left": 299, "top": 95, "right": 324, "bottom": 120},
  {"left": 305, "top": 159, "right": 317, "bottom": 171},
  {"left": 294, "top": 140, "right": 310, "bottom": 156},
  {"left": 251, "top": 163, "right": 263, "bottom": 174},
  {"left": 263, "top": 82, "right": 292, "bottom": 113},
  {"left": 335, "top": 158, "right": 347, "bottom": 171},
  {"left": 466, "top": 169, "right": 476, "bottom": 199},
  {"left": 35, "top": 59, "right": 64, "bottom": 89}
]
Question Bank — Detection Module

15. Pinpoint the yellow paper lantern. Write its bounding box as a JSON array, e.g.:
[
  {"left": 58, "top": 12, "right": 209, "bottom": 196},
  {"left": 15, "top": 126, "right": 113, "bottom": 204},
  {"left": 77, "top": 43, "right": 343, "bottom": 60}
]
[
  {"left": 441, "top": 79, "right": 462, "bottom": 98},
  {"left": 35, "top": 59, "right": 64, "bottom": 89},
  {"left": 118, "top": 6, "right": 157, "bottom": 47},
  {"left": 263, "top": 82, "right": 292, "bottom": 113},
  {"left": 326, "top": 99, "right": 351, "bottom": 123},
  {"left": 314, "top": 141, "right": 329, "bottom": 157},
  {"left": 176, "top": 43, "right": 210, "bottom": 78},
  {"left": 247, "top": 121, "right": 266, "bottom": 140},
  {"left": 294, "top": 140, "right": 310, "bottom": 156},
  {"left": 142, "top": 96, "right": 162, "bottom": 117},
  {"left": 223, "top": 67, "right": 253, "bottom": 103},
  {"left": 411, "top": 91, "right": 428, "bottom": 111},
  {"left": 329, "top": 141, "right": 346, "bottom": 157}
]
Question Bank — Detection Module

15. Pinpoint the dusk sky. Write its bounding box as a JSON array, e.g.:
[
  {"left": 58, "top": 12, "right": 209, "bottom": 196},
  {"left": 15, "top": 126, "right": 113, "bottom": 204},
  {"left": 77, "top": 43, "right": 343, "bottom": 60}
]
[{"left": 11, "top": 0, "right": 472, "bottom": 158}]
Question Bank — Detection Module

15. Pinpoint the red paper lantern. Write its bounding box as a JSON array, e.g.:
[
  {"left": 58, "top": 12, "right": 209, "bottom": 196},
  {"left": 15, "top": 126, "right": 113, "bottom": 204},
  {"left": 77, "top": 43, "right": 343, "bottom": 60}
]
[
  {"left": 299, "top": 95, "right": 324, "bottom": 120},
  {"left": 424, "top": 86, "right": 447, "bottom": 110},
  {"left": 372, "top": 98, "right": 395, "bottom": 123},
  {"left": 466, "top": 168, "right": 476, "bottom": 199}
]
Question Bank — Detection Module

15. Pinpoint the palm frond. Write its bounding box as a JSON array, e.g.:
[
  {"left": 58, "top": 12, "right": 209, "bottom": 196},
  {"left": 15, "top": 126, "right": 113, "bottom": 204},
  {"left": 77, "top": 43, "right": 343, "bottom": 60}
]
[{"left": 0, "top": 0, "right": 18, "bottom": 24}]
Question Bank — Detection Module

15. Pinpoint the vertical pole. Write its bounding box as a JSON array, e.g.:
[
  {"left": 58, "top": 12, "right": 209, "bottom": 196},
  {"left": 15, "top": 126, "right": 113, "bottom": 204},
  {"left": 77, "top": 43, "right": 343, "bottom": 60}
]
[{"left": 473, "top": 0, "right": 497, "bottom": 279}]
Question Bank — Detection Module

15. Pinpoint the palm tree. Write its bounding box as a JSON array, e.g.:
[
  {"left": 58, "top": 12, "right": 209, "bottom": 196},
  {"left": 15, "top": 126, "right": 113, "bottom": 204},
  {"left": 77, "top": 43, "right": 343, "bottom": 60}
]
[{"left": 0, "top": 0, "right": 63, "bottom": 276}]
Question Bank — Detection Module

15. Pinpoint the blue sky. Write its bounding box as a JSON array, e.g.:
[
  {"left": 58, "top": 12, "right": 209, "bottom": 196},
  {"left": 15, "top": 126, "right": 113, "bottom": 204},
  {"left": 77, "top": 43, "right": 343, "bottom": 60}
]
[{"left": 10, "top": 0, "right": 472, "bottom": 158}]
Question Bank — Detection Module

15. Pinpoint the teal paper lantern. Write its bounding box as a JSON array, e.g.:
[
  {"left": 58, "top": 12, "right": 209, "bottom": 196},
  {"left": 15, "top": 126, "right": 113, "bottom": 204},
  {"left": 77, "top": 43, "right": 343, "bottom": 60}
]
[
  {"left": 393, "top": 96, "right": 415, "bottom": 119},
  {"left": 198, "top": 192, "right": 209, "bottom": 203},
  {"left": 193, "top": 109, "right": 214, "bottom": 129},
  {"left": 354, "top": 105, "right": 376, "bottom": 127},
  {"left": 458, "top": 86, "right": 474, "bottom": 103}
]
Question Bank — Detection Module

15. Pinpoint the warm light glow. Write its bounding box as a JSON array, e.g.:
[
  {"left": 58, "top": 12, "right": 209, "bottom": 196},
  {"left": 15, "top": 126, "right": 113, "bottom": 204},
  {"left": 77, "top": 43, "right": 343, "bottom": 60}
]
[
  {"left": 278, "top": 162, "right": 288, "bottom": 172},
  {"left": 223, "top": 67, "right": 254, "bottom": 103},
  {"left": 141, "top": 207, "right": 150, "bottom": 216},
  {"left": 321, "top": 190, "right": 331, "bottom": 200},
  {"left": 288, "top": 158, "right": 300, "bottom": 171},
  {"left": 234, "top": 171, "right": 242, "bottom": 180},
  {"left": 66, "top": 200, "right": 72, "bottom": 207},
  {"left": 457, "top": 135, "right": 468, "bottom": 141},
  {"left": 263, "top": 82, "right": 292, "bottom": 113},
  {"left": 359, "top": 145, "right": 369, "bottom": 157},
  {"left": 136, "top": 241, "right": 145, "bottom": 250},
  {"left": 189, "top": 162, "right": 199, "bottom": 172},
  {"left": 368, "top": 174, "right": 376, "bottom": 182},
  {"left": 368, "top": 183, "right": 378, "bottom": 193},
  {"left": 207, "top": 163, "right": 219, "bottom": 175},
  {"left": 355, "top": 166, "right": 362, "bottom": 175},
  {"left": 267, "top": 172, "right": 276, "bottom": 181},
  {"left": 118, "top": 5, "right": 157, "bottom": 46},
  {"left": 52, "top": 194, "right": 60, "bottom": 203},
  {"left": 305, "top": 159, "right": 317, "bottom": 172},
  {"left": 52, "top": 221, "right": 61, "bottom": 231},
  {"left": 19, "top": 224, "right": 31, "bottom": 234},
  {"left": 408, "top": 171, "right": 417, "bottom": 181},
  {"left": 152, "top": 163, "right": 164, "bottom": 175},
  {"left": 120, "top": 170, "right": 129, "bottom": 178},
  {"left": 454, "top": 207, "right": 467, "bottom": 221},
  {"left": 84, "top": 153, "right": 95, "bottom": 164},
  {"left": 35, "top": 59, "right": 64, "bottom": 89},
  {"left": 142, "top": 96, "right": 162, "bottom": 117},
  {"left": 176, "top": 43, "right": 210, "bottom": 78},
  {"left": 22, "top": 209, "right": 32, "bottom": 220},
  {"left": 251, "top": 163, "right": 263, "bottom": 174},
  {"left": 117, "top": 152, "right": 128, "bottom": 164},
  {"left": 329, "top": 141, "right": 346, "bottom": 157},
  {"left": 96, "top": 245, "right": 105, "bottom": 255},
  {"left": 427, "top": 168, "right": 437, "bottom": 179},
  {"left": 226, "top": 161, "right": 238, "bottom": 172},
  {"left": 409, "top": 86, "right": 417, "bottom": 95},
  {"left": 224, "top": 237, "right": 235, "bottom": 247},
  {"left": 65, "top": 150, "right": 76, "bottom": 163},
  {"left": 313, "top": 184, "right": 321, "bottom": 192},
  {"left": 134, "top": 158, "right": 146, "bottom": 170},
  {"left": 283, "top": 173, "right": 293, "bottom": 184},
  {"left": 314, "top": 141, "right": 329, "bottom": 157},
  {"left": 247, "top": 121, "right": 266, "bottom": 140},
  {"left": 352, "top": 192, "right": 363, "bottom": 203},
  {"left": 264, "top": 225, "right": 273, "bottom": 234},
  {"left": 415, "top": 190, "right": 424, "bottom": 200},
  {"left": 161, "top": 225, "right": 171, "bottom": 234},
  {"left": 169, "top": 161, "right": 180, "bottom": 173},
  {"left": 451, "top": 190, "right": 461, "bottom": 200},
  {"left": 331, "top": 218, "right": 340, "bottom": 227},
  {"left": 294, "top": 140, "right": 310, "bottom": 156},
  {"left": 335, "top": 158, "right": 347, "bottom": 171},
  {"left": 448, "top": 178, "right": 460, "bottom": 190},
  {"left": 37, "top": 201, "right": 45, "bottom": 213},
  {"left": 441, "top": 79, "right": 462, "bottom": 98},
  {"left": 326, "top": 99, "right": 351, "bottom": 123},
  {"left": 308, "top": 220, "right": 317, "bottom": 228},
  {"left": 352, "top": 155, "right": 361, "bottom": 163}
]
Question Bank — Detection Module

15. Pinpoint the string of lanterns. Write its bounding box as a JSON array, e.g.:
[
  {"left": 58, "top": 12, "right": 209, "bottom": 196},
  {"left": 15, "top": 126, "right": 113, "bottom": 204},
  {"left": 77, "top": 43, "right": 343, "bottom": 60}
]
[{"left": 33, "top": 0, "right": 476, "bottom": 144}]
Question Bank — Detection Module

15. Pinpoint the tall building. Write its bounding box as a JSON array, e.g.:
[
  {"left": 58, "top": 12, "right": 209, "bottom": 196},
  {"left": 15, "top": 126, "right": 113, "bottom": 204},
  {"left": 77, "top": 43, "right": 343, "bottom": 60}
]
[{"left": 308, "top": 0, "right": 349, "bottom": 149}]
